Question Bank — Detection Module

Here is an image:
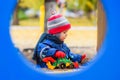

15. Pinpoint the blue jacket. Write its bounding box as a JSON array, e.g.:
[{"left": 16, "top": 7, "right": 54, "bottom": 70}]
[{"left": 33, "top": 34, "right": 82, "bottom": 68}]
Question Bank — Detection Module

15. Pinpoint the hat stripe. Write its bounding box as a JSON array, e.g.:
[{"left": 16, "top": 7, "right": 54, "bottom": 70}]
[
  {"left": 48, "top": 19, "right": 68, "bottom": 28},
  {"left": 48, "top": 17, "right": 66, "bottom": 26},
  {"left": 48, "top": 14, "right": 62, "bottom": 21},
  {"left": 48, "top": 21, "right": 70, "bottom": 30}
]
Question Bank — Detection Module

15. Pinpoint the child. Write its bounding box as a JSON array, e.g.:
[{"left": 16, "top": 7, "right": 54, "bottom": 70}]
[{"left": 33, "top": 13, "right": 88, "bottom": 68}]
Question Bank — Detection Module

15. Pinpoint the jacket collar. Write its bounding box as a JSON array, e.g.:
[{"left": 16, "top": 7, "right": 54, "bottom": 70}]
[{"left": 46, "top": 34, "right": 63, "bottom": 44}]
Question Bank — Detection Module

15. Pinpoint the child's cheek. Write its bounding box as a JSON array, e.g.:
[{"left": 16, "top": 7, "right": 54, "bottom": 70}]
[{"left": 60, "top": 37, "right": 64, "bottom": 41}]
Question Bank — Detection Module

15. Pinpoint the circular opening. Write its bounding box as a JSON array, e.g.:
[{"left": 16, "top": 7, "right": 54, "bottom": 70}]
[{"left": 10, "top": 0, "right": 105, "bottom": 74}]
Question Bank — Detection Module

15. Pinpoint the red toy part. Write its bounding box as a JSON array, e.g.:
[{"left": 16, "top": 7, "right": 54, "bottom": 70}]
[
  {"left": 81, "top": 54, "right": 87, "bottom": 61},
  {"left": 42, "top": 57, "right": 56, "bottom": 63},
  {"left": 73, "top": 62, "right": 79, "bottom": 68},
  {"left": 54, "top": 51, "right": 66, "bottom": 58}
]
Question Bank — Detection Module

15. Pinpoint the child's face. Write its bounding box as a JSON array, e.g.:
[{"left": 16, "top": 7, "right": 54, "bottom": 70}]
[{"left": 59, "top": 30, "right": 68, "bottom": 41}]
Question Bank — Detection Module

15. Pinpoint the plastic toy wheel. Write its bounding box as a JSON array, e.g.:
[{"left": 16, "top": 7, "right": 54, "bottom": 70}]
[
  {"left": 68, "top": 63, "right": 74, "bottom": 69},
  {"left": 59, "top": 63, "right": 66, "bottom": 69}
]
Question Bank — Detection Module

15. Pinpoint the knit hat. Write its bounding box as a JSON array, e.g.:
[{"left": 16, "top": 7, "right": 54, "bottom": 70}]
[{"left": 47, "top": 14, "right": 71, "bottom": 34}]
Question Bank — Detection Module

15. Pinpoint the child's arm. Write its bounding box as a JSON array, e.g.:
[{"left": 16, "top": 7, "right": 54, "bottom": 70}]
[
  {"left": 63, "top": 44, "right": 85, "bottom": 63},
  {"left": 69, "top": 52, "right": 82, "bottom": 62},
  {"left": 69, "top": 52, "right": 88, "bottom": 64},
  {"left": 37, "top": 43, "right": 66, "bottom": 59},
  {"left": 37, "top": 43, "right": 58, "bottom": 59}
]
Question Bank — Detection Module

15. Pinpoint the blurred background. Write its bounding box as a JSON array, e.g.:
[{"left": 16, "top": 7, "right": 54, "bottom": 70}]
[{"left": 10, "top": 0, "right": 97, "bottom": 71}]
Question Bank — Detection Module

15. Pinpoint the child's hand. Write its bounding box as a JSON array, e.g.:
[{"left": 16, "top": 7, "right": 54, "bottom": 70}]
[
  {"left": 81, "top": 54, "right": 86, "bottom": 60},
  {"left": 80, "top": 54, "right": 89, "bottom": 64},
  {"left": 54, "top": 51, "right": 66, "bottom": 58}
]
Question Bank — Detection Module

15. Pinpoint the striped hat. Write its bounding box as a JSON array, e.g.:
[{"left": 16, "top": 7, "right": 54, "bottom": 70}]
[{"left": 47, "top": 14, "right": 71, "bottom": 34}]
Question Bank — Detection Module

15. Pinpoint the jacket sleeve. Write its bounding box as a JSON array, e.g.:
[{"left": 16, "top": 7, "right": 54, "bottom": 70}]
[
  {"left": 37, "top": 43, "right": 58, "bottom": 59},
  {"left": 69, "top": 52, "right": 82, "bottom": 62},
  {"left": 63, "top": 44, "right": 82, "bottom": 62}
]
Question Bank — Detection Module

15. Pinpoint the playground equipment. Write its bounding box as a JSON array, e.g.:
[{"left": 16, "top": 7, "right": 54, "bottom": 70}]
[
  {"left": 2, "top": 0, "right": 120, "bottom": 80},
  {"left": 40, "top": 3, "right": 45, "bottom": 33}
]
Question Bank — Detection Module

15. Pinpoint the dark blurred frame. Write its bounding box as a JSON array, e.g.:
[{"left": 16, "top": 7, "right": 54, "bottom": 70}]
[{"left": 97, "top": 0, "right": 106, "bottom": 51}]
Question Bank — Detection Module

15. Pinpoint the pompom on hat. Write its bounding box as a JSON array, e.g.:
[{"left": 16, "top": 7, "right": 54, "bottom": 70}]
[{"left": 47, "top": 12, "right": 71, "bottom": 34}]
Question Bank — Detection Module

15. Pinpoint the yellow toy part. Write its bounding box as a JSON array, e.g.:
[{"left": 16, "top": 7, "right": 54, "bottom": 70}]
[
  {"left": 46, "top": 61, "right": 55, "bottom": 70},
  {"left": 66, "top": 62, "right": 70, "bottom": 67}
]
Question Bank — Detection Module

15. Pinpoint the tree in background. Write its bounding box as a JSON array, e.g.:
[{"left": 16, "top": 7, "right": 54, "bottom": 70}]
[
  {"left": 12, "top": 0, "right": 20, "bottom": 25},
  {"left": 44, "top": 0, "right": 56, "bottom": 32},
  {"left": 19, "top": 0, "right": 43, "bottom": 11},
  {"left": 67, "top": 0, "right": 97, "bottom": 19},
  {"left": 12, "top": 0, "right": 97, "bottom": 25},
  {"left": 12, "top": 0, "right": 43, "bottom": 25},
  {"left": 84, "top": 0, "right": 95, "bottom": 19}
]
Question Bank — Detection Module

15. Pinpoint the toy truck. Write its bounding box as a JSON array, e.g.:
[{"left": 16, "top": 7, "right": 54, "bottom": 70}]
[{"left": 43, "top": 57, "right": 79, "bottom": 70}]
